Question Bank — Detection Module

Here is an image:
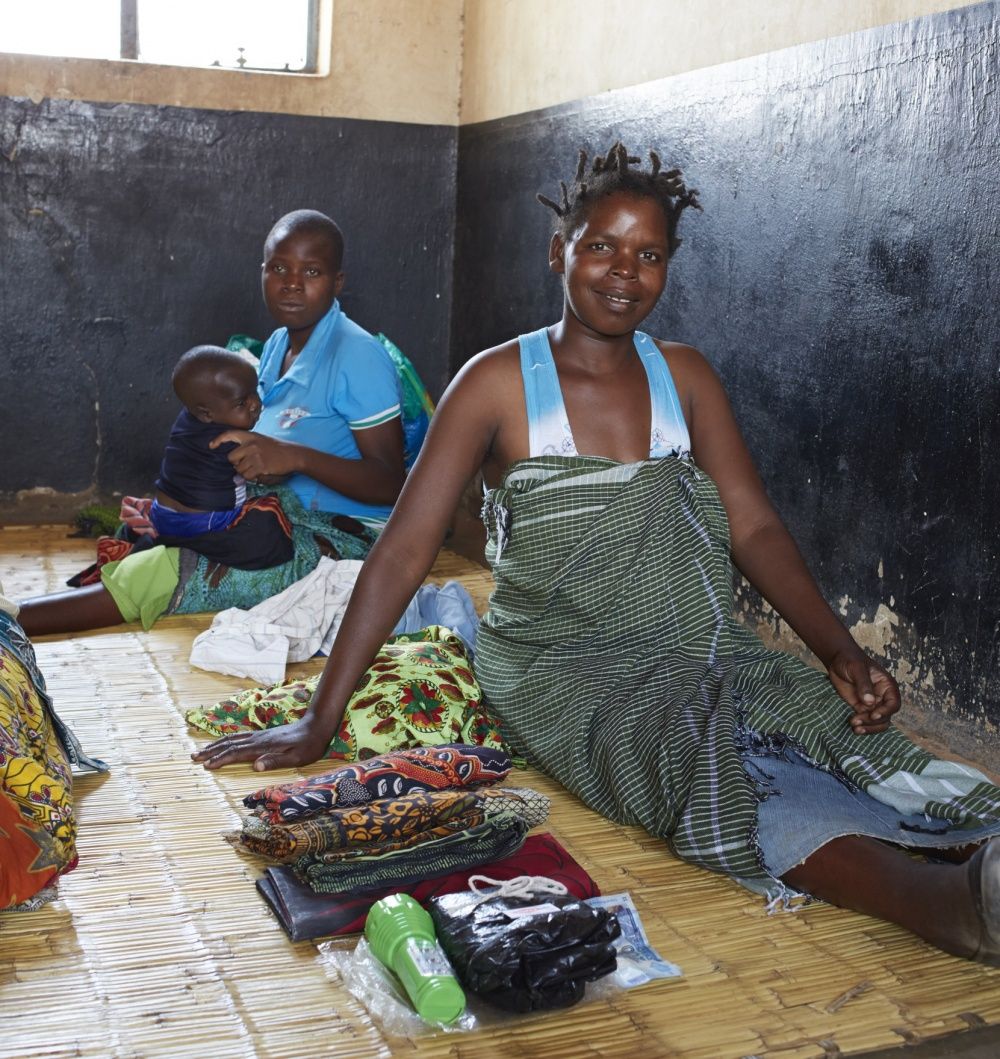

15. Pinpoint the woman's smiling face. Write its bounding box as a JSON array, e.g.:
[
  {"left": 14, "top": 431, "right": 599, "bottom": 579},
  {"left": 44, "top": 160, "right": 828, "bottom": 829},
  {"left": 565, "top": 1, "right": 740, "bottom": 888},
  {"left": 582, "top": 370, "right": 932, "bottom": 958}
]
[{"left": 551, "top": 191, "right": 670, "bottom": 337}]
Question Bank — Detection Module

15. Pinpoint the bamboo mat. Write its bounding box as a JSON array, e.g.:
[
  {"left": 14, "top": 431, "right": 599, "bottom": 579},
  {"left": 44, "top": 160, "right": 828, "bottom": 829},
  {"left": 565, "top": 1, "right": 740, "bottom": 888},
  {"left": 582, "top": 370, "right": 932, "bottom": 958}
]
[{"left": 1, "top": 525, "right": 998, "bottom": 1059}]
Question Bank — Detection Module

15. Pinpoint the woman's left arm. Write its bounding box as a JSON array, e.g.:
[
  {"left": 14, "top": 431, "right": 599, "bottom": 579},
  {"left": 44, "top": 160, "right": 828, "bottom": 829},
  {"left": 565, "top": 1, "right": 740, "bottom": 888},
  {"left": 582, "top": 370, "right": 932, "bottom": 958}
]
[
  {"left": 209, "top": 419, "right": 406, "bottom": 506},
  {"left": 669, "top": 344, "right": 900, "bottom": 733}
]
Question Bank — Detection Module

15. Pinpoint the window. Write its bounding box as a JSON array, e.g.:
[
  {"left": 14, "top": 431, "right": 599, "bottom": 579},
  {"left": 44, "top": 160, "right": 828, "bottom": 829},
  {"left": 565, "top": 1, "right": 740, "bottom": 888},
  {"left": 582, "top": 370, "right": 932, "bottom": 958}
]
[{"left": 0, "top": 0, "right": 320, "bottom": 73}]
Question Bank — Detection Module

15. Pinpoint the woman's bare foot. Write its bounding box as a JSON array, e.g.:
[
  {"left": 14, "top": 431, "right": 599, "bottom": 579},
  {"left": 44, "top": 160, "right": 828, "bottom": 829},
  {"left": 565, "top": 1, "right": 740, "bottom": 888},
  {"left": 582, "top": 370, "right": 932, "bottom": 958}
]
[{"left": 965, "top": 837, "right": 1000, "bottom": 965}]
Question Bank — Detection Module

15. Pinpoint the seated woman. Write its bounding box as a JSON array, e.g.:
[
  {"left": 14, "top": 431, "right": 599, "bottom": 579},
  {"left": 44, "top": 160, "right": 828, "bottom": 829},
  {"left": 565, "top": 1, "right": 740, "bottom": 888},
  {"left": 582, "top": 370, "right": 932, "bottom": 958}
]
[
  {"left": 18, "top": 210, "right": 408, "bottom": 636},
  {"left": 195, "top": 145, "right": 1000, "bottom": 963},
  {"left": 1, "top": 581, "right": 105, "bottom": 909}
]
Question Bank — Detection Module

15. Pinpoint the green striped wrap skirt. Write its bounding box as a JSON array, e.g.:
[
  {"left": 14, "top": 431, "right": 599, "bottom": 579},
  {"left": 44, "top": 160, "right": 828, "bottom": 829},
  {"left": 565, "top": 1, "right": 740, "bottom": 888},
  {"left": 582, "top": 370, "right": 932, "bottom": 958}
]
[{"left": 475, "top": 455, "right": 1000, "bottom": 885}]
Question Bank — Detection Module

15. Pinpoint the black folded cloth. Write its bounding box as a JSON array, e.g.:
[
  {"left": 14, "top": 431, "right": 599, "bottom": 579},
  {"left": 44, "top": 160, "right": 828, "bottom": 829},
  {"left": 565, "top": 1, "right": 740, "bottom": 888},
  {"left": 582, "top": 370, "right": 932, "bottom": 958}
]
[
  {"left": 255, "top": 832, "right": 600, "bottom": 941},
  {"left": 428, "top": 889, "right": 620, "bottom": 1013}
]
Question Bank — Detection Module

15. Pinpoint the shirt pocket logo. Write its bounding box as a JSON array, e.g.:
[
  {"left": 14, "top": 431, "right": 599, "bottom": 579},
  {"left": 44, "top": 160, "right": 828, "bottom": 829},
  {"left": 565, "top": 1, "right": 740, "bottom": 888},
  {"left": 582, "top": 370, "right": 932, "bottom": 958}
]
[{"left": 279, "top": 407, "right": 310, "bottom": 429}]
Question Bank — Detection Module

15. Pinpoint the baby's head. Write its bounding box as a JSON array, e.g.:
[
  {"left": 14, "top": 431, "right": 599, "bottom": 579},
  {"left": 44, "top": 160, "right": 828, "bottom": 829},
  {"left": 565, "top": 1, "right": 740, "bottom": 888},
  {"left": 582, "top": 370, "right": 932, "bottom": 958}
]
[
  {"left": 172, "top": 346, "right": 261, "bottom": 429},
  {"left": 261, "top": 210, "right": 345, "bottom": 334}
]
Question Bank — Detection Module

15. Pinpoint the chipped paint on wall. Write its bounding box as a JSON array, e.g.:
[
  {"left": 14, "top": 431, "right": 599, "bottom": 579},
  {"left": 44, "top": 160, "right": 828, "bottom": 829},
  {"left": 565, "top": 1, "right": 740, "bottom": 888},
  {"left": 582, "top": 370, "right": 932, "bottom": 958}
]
[{"left": 736, "top": 579, "right": 999, "bottom": 763}]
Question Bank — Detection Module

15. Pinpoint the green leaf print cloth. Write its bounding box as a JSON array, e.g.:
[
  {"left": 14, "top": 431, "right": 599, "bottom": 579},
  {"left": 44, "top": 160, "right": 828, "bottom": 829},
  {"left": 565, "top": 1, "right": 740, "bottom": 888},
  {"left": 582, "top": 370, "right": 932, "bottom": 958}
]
[{"left": 186, "top": 626, "right": 506, "bottom": 761}]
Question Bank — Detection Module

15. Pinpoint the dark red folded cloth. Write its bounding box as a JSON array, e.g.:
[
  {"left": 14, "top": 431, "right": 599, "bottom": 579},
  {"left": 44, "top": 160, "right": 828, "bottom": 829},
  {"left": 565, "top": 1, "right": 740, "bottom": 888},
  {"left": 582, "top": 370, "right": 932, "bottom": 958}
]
[{"left": 256, "top": 832, "right": 600, "bottom": 941}]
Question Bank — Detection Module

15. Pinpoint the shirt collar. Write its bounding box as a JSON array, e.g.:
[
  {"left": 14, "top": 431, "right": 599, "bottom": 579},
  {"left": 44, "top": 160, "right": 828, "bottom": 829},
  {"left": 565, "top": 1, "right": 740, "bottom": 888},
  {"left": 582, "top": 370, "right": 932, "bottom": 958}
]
[{"left": 262, "top": 299, "right": 342, "bottom": 392}]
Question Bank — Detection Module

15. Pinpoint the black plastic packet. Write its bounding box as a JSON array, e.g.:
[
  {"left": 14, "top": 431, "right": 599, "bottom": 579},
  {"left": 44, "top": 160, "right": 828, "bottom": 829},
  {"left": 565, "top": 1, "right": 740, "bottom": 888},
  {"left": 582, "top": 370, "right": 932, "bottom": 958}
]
[{"left": 428, "top": 888, "right": 621, "bottom": 1013}]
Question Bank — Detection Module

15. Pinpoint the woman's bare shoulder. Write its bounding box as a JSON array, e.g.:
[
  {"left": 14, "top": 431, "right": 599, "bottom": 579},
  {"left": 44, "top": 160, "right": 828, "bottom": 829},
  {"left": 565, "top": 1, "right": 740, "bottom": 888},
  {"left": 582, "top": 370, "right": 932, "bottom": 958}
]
[
  {"left": 651, "top": 338, "right": 725, "bottom": 403},
  {"left": 442, "top": 339, "right": 530, "bottom": 474},
  {"left": 455, "top": 338, "right": 522, "bottom": 382},
  {"left": 443, "top": 339, "right": 523, "bottom": 413},
  {"left": 652, "top": 338, "right": 713, "bottom": 371}
]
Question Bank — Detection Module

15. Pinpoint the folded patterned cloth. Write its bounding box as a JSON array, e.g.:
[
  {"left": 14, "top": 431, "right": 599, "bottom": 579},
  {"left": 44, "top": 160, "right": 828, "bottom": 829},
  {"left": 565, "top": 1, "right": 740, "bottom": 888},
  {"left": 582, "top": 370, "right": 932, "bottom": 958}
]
[
  {"left": 294, "top": 811, "right": 528, "bottom": 895},
  {"left": 232, "top": 786, "right": 549, "bottom": 862},
  {"left": 256, "top": 832, "right": 600, "bottom": 941},
  {"left": 243, "top": 743, "right": 512, "bottom": 824},
  {"left": 186, "top": 626, "right": 505, "bottom": 763},
  {"left": 310, "top": 806, "right": 487, "bottom": 864},
  {"left": 232, "top": 788, "right": 479, "bottom": 861}
]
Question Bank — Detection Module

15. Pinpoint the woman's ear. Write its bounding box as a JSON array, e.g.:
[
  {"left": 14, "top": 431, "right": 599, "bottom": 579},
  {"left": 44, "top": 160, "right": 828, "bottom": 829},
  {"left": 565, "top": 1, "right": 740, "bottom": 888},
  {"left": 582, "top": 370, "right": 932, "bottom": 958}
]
[
  {"left": 549, "top": 232, "right": 566, "bottom": 275},
  {"left": 333, "top": 271, "right": 346, "bottom": 297}
]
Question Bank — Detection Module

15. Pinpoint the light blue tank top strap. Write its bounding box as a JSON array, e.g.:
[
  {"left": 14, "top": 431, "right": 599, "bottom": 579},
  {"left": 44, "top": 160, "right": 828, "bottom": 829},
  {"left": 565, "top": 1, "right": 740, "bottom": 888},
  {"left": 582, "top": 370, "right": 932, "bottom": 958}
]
[
  {"left": 518, "top": 327, "right": 691, "bottom": 459},
  {"left": 633, "top": 330, "right": 691, "bottom": 458},
  {"left": 519, "top": 328, "right": 577, "bottom": 457}
]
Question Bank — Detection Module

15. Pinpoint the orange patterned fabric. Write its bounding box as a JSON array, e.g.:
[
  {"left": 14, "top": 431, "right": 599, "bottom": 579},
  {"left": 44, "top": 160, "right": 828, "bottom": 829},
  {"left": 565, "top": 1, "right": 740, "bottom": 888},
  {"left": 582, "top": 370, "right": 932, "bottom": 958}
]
[
  {"left": 234, "top": 789, "right": 482, "bottom": 861},
  {"left": 243, "top": 743, "right": 512, "bottom": 824}
]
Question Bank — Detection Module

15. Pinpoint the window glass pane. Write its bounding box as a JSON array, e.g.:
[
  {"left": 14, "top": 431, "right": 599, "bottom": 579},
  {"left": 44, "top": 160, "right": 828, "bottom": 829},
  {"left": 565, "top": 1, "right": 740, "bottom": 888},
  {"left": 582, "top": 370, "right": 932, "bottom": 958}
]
[
  {"left": 0, "top": 0, "right": 120, "bottom": 61},
  {"left": 137, "top": 0, "right": 313, "bottom": 72}
]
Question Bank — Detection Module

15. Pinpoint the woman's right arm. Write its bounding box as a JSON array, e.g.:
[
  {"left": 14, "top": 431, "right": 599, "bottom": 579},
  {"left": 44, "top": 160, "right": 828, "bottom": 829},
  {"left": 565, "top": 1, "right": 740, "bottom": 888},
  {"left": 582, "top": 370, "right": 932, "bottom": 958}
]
[{"left": 192, "top": 353, "right": 507, "bottom": 771}]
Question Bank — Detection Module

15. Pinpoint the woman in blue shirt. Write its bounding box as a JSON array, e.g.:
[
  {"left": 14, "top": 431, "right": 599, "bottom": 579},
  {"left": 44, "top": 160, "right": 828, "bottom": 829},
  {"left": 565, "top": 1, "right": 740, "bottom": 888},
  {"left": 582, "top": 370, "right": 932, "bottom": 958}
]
[
  {"left": 19, "top": 211, "right": 410, "bottom": 635},
  {"left": 215, "top": 210, "right": 406, "bottom": 524}
]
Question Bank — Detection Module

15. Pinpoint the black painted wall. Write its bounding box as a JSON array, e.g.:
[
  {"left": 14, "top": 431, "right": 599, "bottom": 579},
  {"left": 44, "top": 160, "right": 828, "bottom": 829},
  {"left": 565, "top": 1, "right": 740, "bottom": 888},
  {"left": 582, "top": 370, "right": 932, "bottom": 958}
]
[
  {"left": 453, "top": 2, "right": 1000, "bottom": 755},
  {"left": 2, "top": 4, "right": 999, "bottom": 753},
  {"left": 0, "top": 99, "right": 456, "bottom": 504}
]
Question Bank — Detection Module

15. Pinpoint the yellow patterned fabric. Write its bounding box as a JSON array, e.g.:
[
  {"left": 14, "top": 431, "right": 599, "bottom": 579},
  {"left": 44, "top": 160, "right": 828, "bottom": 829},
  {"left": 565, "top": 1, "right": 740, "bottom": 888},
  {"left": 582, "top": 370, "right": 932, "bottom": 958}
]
[{"left": 1, "top": 622, "right": 78, "bottom": 909}]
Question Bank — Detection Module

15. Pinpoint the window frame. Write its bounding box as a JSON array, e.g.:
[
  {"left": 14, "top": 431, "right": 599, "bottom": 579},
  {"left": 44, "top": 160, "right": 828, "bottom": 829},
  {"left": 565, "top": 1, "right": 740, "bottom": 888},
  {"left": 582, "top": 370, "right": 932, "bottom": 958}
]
[{"left": 34, "top": 0, "right": 321, "bottom": 75}]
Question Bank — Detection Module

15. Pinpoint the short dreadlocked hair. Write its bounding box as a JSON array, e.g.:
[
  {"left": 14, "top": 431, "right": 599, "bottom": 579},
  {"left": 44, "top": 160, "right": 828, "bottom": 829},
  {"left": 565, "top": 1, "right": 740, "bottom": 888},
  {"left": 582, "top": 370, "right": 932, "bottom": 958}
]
[{"left": 537, "top": 143, "right": 700, "bottom": 257}]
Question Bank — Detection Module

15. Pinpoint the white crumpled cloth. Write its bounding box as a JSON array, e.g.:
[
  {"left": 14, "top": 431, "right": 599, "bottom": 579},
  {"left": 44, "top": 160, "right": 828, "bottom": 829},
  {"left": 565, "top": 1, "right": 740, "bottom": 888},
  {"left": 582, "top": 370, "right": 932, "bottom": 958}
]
[{"left": 189, "top": 557, "right": 363, "bottom": 685}]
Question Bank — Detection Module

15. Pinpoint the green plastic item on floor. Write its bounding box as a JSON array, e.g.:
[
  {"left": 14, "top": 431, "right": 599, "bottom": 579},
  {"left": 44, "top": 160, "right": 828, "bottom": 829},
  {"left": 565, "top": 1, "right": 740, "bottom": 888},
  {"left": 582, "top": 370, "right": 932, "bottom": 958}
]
[{"left": 365, "top": 893, "right": 466, "bottom": 1025}]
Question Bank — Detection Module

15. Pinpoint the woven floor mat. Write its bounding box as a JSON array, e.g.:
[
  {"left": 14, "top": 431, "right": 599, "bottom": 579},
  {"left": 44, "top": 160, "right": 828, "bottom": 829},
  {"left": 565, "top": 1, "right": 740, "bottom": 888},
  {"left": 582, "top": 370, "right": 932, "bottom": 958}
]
[{"left": 0, "top": 526, "right": 997, "bottom": 1058}]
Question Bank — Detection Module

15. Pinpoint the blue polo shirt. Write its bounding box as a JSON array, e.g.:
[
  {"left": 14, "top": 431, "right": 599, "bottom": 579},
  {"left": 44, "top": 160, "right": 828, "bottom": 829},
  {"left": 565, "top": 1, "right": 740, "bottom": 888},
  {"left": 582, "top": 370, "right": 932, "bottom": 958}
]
[{"left": 255, "top": 301, "right": 402, "bottom": 520}]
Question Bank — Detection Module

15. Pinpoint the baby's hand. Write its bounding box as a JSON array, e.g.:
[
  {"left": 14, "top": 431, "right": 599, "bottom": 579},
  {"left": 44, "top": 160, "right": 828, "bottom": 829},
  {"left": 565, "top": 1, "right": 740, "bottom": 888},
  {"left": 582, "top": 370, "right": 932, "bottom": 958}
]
[{"left": 209, "top": 429, "right": 254, "bottom": 450}]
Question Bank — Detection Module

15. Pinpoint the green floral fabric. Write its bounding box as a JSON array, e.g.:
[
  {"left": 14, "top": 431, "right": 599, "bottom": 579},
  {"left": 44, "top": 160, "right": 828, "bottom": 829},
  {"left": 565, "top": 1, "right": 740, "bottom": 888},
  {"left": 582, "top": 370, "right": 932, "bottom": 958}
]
[{"left": 185, "top": 626, "right": 505, "bottom": 761}]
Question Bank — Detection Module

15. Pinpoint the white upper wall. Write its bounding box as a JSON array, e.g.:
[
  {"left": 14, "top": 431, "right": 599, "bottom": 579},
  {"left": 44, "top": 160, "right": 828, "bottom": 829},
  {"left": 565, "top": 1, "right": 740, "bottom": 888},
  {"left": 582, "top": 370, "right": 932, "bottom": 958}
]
[
  {"left": 460, "top": 0, "right": 978, "bottom": 124},
  {"left": 0, "top": 0, "right": 979, "bottom": 125}
]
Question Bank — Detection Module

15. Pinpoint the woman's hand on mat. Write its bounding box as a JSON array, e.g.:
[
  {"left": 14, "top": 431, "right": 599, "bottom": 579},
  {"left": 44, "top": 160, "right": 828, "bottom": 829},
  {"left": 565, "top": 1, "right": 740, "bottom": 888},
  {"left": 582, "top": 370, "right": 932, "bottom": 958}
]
[
  {"left": 827, "top": 650, "right": 901, "bottom": 735},
  {"left": 211, "top": 430, "right": 300, "bottom": 481},
  {"left": 191, "top": 719, "right": 329, "bottom": 771}
]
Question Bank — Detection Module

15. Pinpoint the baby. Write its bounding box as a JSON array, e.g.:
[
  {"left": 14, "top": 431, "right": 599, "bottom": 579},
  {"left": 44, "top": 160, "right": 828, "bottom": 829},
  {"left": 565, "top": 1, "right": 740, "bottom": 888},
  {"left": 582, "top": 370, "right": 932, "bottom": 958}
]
[
  {"left": 153, "top": 346, "right": 262, "bottom": 535},
  {"left": 139, "top": 346, "right": 293, "bottom": 569}
]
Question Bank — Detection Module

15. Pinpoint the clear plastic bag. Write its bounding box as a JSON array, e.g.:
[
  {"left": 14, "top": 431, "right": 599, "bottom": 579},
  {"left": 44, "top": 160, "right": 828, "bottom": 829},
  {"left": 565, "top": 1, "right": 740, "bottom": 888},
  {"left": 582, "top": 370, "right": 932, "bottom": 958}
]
[
  {"left": 319, "top": 937, "right": 478, "bottom": 1037},
  {"left": 317, "top": 890, "right": 681, "bottom": 1037}
]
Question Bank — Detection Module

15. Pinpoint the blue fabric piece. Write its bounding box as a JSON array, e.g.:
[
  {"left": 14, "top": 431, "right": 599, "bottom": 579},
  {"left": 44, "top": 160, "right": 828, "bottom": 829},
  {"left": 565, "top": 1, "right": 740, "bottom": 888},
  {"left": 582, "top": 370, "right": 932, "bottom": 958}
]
[
  {"left": 518, "top": 328, "right": 690, "bottom": 459},
  {"left": 751, "top": 747, "right": 1000, "bottom": 880},
  {"left": 255, "top": 300, "right": 402, "bottom": 520},
  {"left": 150, "top": 498, "right": 240, "bottom": 536},
  {"left": 392, "top": 581, "right": 480, "bottom": 656}
]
